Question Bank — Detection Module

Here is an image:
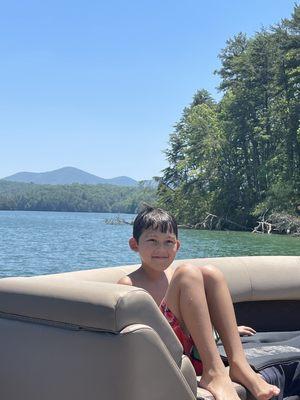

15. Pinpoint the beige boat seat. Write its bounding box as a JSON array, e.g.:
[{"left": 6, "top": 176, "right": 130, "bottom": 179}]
[{"left": 0, "top": 256, "right": 299, "bottom": 400}]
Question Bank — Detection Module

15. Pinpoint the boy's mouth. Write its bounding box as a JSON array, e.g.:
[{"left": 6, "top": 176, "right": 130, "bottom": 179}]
[{"left": 152, "top": 256, "right": 169, "bottom": 259}]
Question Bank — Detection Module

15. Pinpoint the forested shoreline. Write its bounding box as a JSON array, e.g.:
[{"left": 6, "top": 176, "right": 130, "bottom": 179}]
[
  {"left": 0, "top": 180, "right": 156, "bottom": 214},
  {"left": 157, "top": 6, "right": 300, "bottom": 235}
]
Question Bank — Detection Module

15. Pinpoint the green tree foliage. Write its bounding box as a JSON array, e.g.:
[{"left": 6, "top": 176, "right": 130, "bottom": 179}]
[
  {"left": 0, "top": 181, "right": 156, "bottom": 214},
  {"left": 158, "top": 6, "right": 300, "bottom": 228}
]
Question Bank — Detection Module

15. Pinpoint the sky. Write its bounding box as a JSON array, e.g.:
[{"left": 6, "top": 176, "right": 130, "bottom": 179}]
[{"left": 0, "top": 0, "right": 296, "bottom": 181}]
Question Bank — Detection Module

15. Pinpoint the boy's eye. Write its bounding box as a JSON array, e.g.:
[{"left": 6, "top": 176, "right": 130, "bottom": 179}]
[{"left": 166, "top": 240, "right": 174, "bottom": 244}]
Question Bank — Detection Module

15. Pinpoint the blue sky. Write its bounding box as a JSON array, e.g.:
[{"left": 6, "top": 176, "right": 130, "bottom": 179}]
[{"left": 0, "top": 0, "right": 296, "bottom": 181}]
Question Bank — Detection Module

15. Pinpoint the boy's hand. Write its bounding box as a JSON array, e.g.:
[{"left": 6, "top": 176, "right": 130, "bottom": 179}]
[{"left": 238, "top": 325, "right": 256, "bottom": 336}]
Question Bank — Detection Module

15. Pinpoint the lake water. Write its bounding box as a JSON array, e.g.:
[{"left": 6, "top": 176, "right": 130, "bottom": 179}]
[{"left": 0, "top": 211, "right": 299, "bottom": 278}]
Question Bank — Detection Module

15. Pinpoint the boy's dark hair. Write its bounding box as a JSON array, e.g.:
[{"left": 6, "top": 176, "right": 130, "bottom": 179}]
[{"left": 133, "top": 206, "right": 178, "bottom": 242}]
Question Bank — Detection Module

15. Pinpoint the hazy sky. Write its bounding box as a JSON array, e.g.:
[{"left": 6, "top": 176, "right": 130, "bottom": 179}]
[{"left": 0, "top": 0, "right": 296, "bottom": 181}]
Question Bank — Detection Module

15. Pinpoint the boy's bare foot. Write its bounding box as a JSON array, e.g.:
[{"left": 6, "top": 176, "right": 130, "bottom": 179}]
[
  {"left": 199, "top": 371, "right": 241, "bottom": 400},
  {"left": 229, "top": 362, "right": 280, "bottom": 400}
]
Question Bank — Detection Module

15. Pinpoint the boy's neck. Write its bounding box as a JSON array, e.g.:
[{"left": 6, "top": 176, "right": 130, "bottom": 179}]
[{"left": 140, "top": 263, "right": 171, "bottom": 281}]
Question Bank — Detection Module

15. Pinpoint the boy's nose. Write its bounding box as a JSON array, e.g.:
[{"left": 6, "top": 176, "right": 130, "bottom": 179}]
[{"left": 154, "top": 243, "right": 167, "bottom": 251}]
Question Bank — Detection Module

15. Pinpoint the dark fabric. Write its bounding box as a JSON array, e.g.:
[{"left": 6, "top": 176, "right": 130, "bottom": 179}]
[
  {"left": 260, "top": 361, "right": 300, "bottom": 400},
  {"left": 218, "top": 331, "right": 300, "bottom": 371},
  {"left": 234, "top": 301, "right": 300, "bottom": 332},
  {"left": 260, "top": 364, "right": 285, "bottom": 400}
]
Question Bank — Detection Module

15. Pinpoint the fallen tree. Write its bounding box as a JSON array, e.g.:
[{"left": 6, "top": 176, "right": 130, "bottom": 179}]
[
  {"left": 252, "top": 210, "right": 300, "bottom": 235},
  {"left": 190, "top": 213, "right": 248, "bottom": 231},
  {"left": 267, "top": 212, "right": 300, "bottom": 235}
]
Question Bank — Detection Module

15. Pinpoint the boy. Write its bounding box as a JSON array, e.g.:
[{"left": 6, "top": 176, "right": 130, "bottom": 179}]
[{"left": 118, "top": 206, "right": 280, "bottom": 400}]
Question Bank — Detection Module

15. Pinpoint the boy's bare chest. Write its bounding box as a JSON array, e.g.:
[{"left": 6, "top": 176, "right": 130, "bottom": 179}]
[
  {"left": 143, "top": 281, "right": 167, "bottom": 305},
  {"left": 139, "top": 272, "right": 173, "bottom": 306}
]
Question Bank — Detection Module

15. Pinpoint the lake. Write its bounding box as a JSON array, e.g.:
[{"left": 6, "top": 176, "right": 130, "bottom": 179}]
[{"left": 0, "top": 210, "right": 299, "bottom": 278}]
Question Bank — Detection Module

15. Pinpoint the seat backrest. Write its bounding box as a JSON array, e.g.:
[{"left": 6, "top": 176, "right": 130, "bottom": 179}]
[
  {"left": 37, "top": 255, "right": 300, "bottom": 331},
  {"left": 43, "top": 256, "right": 300, "bottom": 303}
]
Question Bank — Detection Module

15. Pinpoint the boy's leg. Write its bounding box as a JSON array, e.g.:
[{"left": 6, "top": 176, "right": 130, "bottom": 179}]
[
  {"left": 200, "top": 265, "right": 279, "bottom": 393},
  {"left": 164, "top": 263, "right": 240, "bottom": 400},
  {"left": 164, "top": 263, "right": 279, "bottom": 400}
]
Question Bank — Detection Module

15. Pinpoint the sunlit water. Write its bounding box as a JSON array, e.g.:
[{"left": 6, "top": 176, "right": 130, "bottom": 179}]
[{"left": 0, "top": 211, "right": 299, "bottom": 278}]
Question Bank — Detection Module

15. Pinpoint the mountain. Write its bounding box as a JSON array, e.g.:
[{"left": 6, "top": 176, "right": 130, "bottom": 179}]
[{"left": 2, "top": 167, "right": 139, "bottom": 187}]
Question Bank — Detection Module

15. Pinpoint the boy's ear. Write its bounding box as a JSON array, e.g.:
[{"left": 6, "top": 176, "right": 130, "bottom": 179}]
[
  {"left": 129, "top": 237, "right": 139, "bottom": 252},
  {"left": 176, "top": 240, "right": 180, "bottom": 251}
]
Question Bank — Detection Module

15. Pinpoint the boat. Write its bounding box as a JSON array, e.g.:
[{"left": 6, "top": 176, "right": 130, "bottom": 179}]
[{"left": 0, "top": 256, "right": 299, "bottom": 399}]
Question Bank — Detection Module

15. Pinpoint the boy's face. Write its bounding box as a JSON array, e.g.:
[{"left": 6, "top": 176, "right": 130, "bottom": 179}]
[{"left": 129, "top": 228, "right": 180, "bottom": 271}]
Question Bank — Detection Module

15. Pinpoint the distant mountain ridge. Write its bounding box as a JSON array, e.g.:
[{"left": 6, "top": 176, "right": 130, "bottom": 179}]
[{"left": 2, "top": 167, "right": 139, "bottom": 187}]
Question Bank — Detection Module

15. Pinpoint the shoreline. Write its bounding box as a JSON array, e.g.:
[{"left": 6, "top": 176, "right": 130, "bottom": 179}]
[{"left": 1, "top": 209, "right": 299, "bottom": 236}]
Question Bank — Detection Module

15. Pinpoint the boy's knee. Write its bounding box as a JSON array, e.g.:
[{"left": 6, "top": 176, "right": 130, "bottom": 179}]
[
  {"left": 201, "top": 264, "right": 225, "bottom": 283},
  {"left": 173, "top": 263, "right": 204, "bottom": 284}
]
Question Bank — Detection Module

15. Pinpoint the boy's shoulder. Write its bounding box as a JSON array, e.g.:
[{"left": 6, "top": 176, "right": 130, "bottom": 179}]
[
  {"left": 117, "top": 275, "right": 134, "bottom": 286},
  {"left": 117, "top": 267, "right": 144, "bottom": 287}
]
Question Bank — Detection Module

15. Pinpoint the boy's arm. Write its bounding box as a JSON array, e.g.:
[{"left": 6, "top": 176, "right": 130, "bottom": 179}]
[{"left": 117, "top": 275, "right": 133, "bottom": 286}]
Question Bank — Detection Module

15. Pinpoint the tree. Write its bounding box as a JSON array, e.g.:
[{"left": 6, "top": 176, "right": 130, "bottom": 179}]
[{"left": 158, "top": 5, "right": 299, "bottom": 229}]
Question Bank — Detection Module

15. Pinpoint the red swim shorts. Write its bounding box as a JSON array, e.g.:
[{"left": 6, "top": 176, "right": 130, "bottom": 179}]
[{"left": 159, "top": 299, "right": 203, "bottom": 375}]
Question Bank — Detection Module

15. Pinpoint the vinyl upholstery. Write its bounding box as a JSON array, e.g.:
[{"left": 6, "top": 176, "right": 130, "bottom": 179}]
[{"left": 0, "top": 256, "right": 299, "bottom": 400}]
